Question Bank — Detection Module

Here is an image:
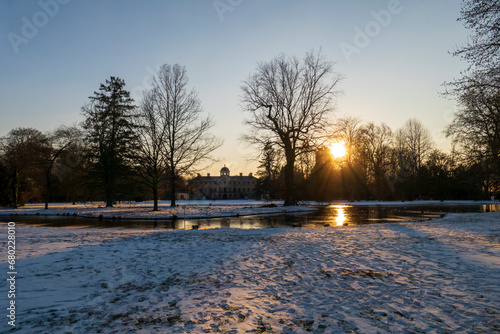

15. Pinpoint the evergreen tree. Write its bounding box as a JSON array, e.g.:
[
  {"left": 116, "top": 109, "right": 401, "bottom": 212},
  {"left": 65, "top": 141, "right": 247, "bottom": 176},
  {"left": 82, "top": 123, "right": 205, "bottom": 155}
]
[{"left": 81, "top": 76, "right": 139, "bottom": 207}]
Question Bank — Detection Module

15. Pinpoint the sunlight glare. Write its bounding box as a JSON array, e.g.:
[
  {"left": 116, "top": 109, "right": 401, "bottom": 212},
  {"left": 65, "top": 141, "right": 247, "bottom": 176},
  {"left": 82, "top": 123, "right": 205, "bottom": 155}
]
[
  {"left": 329, "top": 141, "right": 346, "bottom": 158},
  {"left": 335, "top": 207, "right": 346, "bottom": 226}
]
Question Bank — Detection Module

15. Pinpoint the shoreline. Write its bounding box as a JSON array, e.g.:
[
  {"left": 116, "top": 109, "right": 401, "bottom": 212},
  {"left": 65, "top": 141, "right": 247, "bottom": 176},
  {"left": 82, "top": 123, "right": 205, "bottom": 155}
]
[
  {"left": 1, "top": 199, "right": 498, "bottom": 221},
  {"left": 0, "top": 201, "right": 317, "bottom": 221}
]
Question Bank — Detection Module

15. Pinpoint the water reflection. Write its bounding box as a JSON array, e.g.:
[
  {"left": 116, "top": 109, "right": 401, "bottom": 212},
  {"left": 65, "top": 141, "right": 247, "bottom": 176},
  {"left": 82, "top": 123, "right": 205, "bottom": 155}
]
[
  {"left": 2, "top": 203, "right": 499, "bottom": 230},
  {"left": 481, "top": 204, "right": 499, "bottom": 213},
  {"left": 331, "top": 206, "right": 347, "bottom": 226}
]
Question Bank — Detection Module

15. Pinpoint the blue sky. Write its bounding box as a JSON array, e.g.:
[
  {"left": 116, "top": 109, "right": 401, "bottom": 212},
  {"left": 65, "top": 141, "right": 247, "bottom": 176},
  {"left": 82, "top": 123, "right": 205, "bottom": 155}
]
[{"left": 0, "top": 0, "right": 468, "bottom": 174}]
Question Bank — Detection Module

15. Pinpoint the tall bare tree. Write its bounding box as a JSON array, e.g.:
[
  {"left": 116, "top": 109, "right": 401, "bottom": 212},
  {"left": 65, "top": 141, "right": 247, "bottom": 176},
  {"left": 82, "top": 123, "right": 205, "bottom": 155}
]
[
  {"left": 135, "top": 90, "right": 168, "bottom": 211},
  {"left": 445, "top": 1, "right": 500, "bottom": 198},
  {"left": 241, "top": 50, "right": 342, "bottom": 205},
  {"left": 145, "top": 64, "right": 222, "bottom": 207}
]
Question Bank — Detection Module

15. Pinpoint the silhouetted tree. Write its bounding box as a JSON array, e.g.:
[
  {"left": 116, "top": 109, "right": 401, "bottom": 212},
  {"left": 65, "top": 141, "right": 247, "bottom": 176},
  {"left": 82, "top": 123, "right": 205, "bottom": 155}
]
[
  {"left": 361, "top": 122, "right": 393, "bottom": 200},
  {"left": 453, "top": 0, "right": 500, "bottom": 76},
  {"left": 445, "top": 1, "right": 500, "bottom": 199},
  {"left": 81, "top": 76, "right": 139, "bottom": 207},
  {"left": 143, "top": 64, "right": 222, "bottom": 207},
  {"left": 0, "top": 128, "right": 49, "bottom": 208},
  {"left": 420, "top": 149, "right": 452, "bottom": 201},
  {"left": 43, "top": 126, "right": 82, "bottom": 209},
  {"left": 0, "top": 160, "right": 9, "bottom": 206},
  {"left": 54, "top": 140, "right": 88, "bottom": 204},
  {"left": 135, "top": 89, "right": 168, "bottom": 211},
  {"left": 333, "top": 116, "right": 366, "bottom": 200},
  {"left": 447, "top": 74, "right": 500, "bottom": 172},
  {"left": 396, "top": 118, "right": 433, "bottom": 178},
  {"left": 256, "top": 142, "right": 281, "bottom": 199},
  {"left": 241, "top": 50, "right": 342, "bottom": 205}
]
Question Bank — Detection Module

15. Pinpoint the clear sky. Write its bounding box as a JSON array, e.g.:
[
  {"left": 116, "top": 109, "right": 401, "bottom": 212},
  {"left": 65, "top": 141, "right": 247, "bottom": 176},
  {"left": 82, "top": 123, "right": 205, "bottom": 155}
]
[{"left": 0, "top": 0, "right": 468, "bottom": 175}]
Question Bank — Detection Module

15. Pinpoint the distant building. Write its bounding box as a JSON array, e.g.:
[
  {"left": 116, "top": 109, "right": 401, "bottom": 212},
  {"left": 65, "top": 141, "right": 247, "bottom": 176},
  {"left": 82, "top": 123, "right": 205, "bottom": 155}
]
[
  {"left": 189, "top": 166, "right": 257, "bottom": 200},
  {"left": 175, "top": 192, "right": 189, "bottom": 201}
]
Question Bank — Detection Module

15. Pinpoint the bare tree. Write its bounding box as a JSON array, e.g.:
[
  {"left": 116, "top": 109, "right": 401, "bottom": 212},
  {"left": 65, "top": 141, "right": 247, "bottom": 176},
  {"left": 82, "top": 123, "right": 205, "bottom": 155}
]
[
  {"left": 0, "top": 128, "right": 49, "bottom": 208},
  {"left": 134, "top": 90, "right": 168, "bottom": 211},
  {"left": 446, "top": 0, "right": 500, "bottom": 99},
  {"left": 44, "top": 126, "right": 82, "bottom": 210},
  {"left": 334, "top": 115, "right": 364, "bottom": 164},
  {"left": 361, "top": 122, "right": 393, "bottom": 200},
  {"left": 327, "top": 116, "right": 366, "bottom": 200},
  {"left": 241, "top": 50, "right": 342, "bottom": 205},
  {"left": 421, "top": 149, "right": 453, "bottom": 201},
  {"left": 396, "top": 118, "right": 433, "bottom": 177},
  {"left": 453, "top": 0, "right": 500, "bottom": 73},
  {"left": 146, "top": 64, "right": 222, "bottom": 207},
  {"left": 444, "top": 1, "right": 500, "bottom": 198},
  {"left": 446, "top": 74, "right": 500, "bottom": 172}
]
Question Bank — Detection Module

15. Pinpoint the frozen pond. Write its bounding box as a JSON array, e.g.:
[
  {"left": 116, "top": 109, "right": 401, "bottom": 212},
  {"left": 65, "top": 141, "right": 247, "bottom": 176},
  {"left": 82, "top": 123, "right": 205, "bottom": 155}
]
[{"left": 2, "top": 203, "right": 499, "bottom": 230}]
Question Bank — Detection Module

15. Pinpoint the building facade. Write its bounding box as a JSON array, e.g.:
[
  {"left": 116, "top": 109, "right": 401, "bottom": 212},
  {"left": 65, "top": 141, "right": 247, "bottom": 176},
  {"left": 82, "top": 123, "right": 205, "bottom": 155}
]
[{"left": 189, "top": 166, "right": 257, "bottom": 200}]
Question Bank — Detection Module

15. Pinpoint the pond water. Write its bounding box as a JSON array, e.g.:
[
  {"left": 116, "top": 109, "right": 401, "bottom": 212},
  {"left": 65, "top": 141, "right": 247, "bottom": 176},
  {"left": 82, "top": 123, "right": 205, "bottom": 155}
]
[{"left": 1, "top": 203, "right": 499, "bottom": 230}]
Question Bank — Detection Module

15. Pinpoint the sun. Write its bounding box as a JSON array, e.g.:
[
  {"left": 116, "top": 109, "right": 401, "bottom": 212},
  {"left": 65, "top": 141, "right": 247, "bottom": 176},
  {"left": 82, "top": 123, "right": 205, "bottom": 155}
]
[{"left": 329, "top": 141, "right": 346, "bottom": 158}]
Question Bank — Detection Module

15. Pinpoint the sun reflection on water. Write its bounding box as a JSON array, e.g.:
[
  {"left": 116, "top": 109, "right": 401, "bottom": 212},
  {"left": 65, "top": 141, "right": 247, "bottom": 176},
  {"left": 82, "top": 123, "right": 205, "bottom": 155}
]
[{"left": 331, "top": 205, "right": 348, "bottom": 226}]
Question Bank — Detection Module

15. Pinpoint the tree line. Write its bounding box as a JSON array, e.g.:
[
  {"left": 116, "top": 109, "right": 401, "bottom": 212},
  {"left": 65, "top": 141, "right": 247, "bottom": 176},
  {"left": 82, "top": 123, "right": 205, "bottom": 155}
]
[
  {"left": 0, "top": 65, "right": 221, "bottom": 209},
  {"left": 0, "top": 0, "right": 498, "bottom": 207},
  {"left": 255, "top": 115, "right": 498, "bottom": 202}
]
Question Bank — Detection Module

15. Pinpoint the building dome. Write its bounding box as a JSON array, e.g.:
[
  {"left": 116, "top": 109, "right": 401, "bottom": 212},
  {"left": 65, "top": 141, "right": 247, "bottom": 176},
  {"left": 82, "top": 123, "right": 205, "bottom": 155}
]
[{"left": 220, "top": 165, "right": 230, "bottom": 176}]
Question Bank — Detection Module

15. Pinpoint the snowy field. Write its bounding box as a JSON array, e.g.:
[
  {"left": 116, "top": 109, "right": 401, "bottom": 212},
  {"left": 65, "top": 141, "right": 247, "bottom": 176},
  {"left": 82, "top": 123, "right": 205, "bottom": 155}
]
[
  {"left": 0, "top": 200, "right": 315, "bottom": 220},
  {"left": 1, "top": 211, "right": 499, "bottom": 333}
]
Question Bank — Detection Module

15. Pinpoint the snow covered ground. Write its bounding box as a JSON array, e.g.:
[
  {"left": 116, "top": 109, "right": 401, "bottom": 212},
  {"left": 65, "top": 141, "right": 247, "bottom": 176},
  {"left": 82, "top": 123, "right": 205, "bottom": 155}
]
[
  {"left": 0, "top": 200, "right": 315, "bottom": 220},
  {"left": 1, "top": 212, "right": 499, "bottom": 333}
]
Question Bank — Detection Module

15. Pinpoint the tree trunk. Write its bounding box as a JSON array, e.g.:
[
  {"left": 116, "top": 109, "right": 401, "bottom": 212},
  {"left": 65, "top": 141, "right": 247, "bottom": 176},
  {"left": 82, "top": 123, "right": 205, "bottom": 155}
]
[
  {"left": 153, "top": 179, "right": 159, "bottom": 211},
  {"left": 170, "top": 169, "right": 176, "bottom": 207},
  {"left": 45, "top": 169, "right": 51, "bottom": 210},
  {"left": 11, "top": 170, "right": 18, "bottom": 209},
  {"left": 106, "top": 190, "right": 113, "bottom": 207},
  {"left": 105, "top": 176, "right": 113, "bottom": 207},
  {"left": 283, "top": 147, "right": 296, "bottom": 206}
]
